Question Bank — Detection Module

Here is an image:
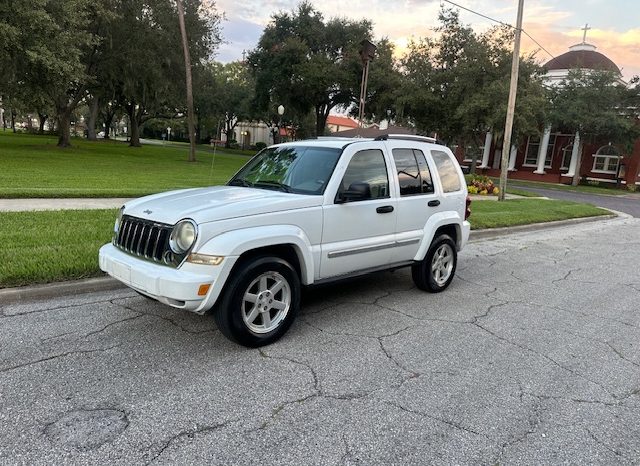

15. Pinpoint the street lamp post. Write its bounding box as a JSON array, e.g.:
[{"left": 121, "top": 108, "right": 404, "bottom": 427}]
[
  {"left": 277, "top": 105, "right": 285, "bottom": 143},
  {"left": 241, "top": 130, "right": 247, "bottom": 150},
  {"left": 358, "top": 39, "right": 377, "bottom": 128},
  {"left": 167, "top": 127, "right": 171, "bottom": 142}
]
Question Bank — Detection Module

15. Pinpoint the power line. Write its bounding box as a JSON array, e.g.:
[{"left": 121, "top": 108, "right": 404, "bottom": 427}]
[{"left": 440, "top": 0, "right": 555, "bottom": 60}]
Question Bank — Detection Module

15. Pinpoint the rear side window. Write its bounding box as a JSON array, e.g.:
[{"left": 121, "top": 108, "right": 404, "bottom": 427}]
[
  {"left": 392, "top": 148, "right": 435, "bottom": 196},
  {"left": 431, "top": 150, "right": 462, "bottom": 193}
]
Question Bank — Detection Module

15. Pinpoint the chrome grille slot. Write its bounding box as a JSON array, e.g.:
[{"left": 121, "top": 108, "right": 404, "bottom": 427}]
[{"left": 114, "top": 216, "right": 172, "bottom": 264}]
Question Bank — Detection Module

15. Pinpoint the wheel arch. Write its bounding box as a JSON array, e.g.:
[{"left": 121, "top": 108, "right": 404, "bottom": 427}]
[
  {"left": 195, "top": 225, "right": 314, "bottom": 285},
  {"left": 414, "top": 212, "right": 463, "bottom": 261}
]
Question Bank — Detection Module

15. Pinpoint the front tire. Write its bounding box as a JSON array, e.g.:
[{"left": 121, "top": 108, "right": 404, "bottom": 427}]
[
  {"left": 412, "top": 234, "right": 457, "bottom": 292},
  {"left": 214, "top": 256, "right": 301, "bottom": 347}
]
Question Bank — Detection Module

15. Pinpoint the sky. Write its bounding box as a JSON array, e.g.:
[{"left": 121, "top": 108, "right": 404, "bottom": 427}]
[{"left": 213, "top": 0, "right": 640, "bottom": 81}]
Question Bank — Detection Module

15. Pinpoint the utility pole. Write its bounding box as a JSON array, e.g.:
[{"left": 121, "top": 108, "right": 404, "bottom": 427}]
[{"left": 498, "top": 0, "right": 524, "bottom": 201}]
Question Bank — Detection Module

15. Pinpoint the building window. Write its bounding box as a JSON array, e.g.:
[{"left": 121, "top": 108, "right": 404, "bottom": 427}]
[
  {"left": 544, "top": 134, "right": 557, "bottom": 168},
  {"left": 592, "top": 145, "right": 620, "bottom": 174},
  {"left": 523, "top": 136, "right": 540, "bottom": 166},
  {"left": 462, "top": 145, "right": 482, "bottom": 164},
  {"left": 561, "top": 145, "right": 573, "bottom": 170}
]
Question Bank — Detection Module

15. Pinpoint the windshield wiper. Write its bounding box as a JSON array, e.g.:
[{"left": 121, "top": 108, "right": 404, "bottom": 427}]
[
  {"left": 228, "top": 178, "right": 254, "bottom": 187},
  {"left": 253, "top": 180, "right": 294, "bottom": 193}
]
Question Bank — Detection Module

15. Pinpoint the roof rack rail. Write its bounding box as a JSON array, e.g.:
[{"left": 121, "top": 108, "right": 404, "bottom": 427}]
[{"left": 374, "top": 134, "right": 437, "bottom": 143}]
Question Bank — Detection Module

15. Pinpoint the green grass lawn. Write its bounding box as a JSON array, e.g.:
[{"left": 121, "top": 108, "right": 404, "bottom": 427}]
[
  {"left": 0, "top": 200, "right": 611, "bottom": 288},
  {"left": 0, "top": 209, "right": 116, "bottom": 287},
  {"left": 469, "top": 198, "right": 610, "bottom": 230},
  {"left": 0, "top": 131, "right": 250, "bottom": 198}
]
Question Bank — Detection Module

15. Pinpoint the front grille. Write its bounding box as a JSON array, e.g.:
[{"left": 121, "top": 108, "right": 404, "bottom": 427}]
[{"left": 114, "top": 215, "right": 172, "bottom": 264}]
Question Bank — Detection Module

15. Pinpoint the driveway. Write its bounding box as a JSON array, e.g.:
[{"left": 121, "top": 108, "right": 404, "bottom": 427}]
[
  {"left": 510, "top": 183, "right": 640, "bottom": 217},
  {"left": 1, "top": 217, "right": 639, "bottom": 464}
]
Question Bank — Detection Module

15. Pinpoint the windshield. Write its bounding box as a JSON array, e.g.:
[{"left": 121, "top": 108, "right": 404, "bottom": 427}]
[{"left": 228, "top": 146, "right": 342, "bottom": 195}]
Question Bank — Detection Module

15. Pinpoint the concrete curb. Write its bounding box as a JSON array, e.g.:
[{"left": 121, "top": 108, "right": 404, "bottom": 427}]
[
  {"left": 0, "top": 277, "right": 126, "bottom": 306},
  {"left": 0, "top": 212, "right": 627, "bottom": 305}
]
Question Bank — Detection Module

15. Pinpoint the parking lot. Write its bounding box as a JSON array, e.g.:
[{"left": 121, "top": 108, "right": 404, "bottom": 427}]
[{"left": 1, "top": 216, "right": 639, "bottom": 464}]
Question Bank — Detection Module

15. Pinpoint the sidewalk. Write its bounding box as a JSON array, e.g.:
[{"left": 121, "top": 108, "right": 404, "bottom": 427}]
[{"left": 0, "top": 198, "right": 131, "bottom": 212}]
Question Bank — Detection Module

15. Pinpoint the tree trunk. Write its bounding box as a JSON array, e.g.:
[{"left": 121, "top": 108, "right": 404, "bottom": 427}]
[
  {"left": 128, "top": 107, "right": 141, "bottom": 147},
  {"left": 56, "top": 108, "right": 72, "bottom": 147},
  {"left": 315, "top": 105, "right": 330, "bottom": 137},
  {"left": 87, "top": 98, "right": 99, "bottom": 140},
  {"left": 11, "top": 109, "right": 16, "bottom": 133},
  {"left": 38, "top": 113, "right": 47, "bottom": 133},
  {"left": 103, "top": 113, "right": 114, "bottom": 139},
  {"left": 176, "top": 0, "right": 197, "bottom": 162},
  {"left": 571, "top": 139, "right": 584, "bottom": 186}
]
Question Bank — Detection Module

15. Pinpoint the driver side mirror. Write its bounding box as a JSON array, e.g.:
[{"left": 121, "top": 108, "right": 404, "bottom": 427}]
[{"left": 335, "top": 182, "right": 371, "bottom": 203}]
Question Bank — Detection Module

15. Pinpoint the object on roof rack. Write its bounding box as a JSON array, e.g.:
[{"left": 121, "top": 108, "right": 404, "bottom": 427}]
[{"left": 374, "top": 134, "right": 437, "bottom": 143}]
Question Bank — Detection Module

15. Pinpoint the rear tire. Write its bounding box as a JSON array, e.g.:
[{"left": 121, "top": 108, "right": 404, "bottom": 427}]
[
  {"left": 412, "top": 234, "right": 457, "bottom": 292},
  {"left": 214, "top": 256, "right": 300, "bottom": 347}
]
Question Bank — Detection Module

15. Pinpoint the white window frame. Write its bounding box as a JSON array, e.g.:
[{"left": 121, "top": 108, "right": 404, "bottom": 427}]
[
  {"left": 544, "top": 134, "right": 557, "bottom": 168},
  {"left": 523, "top": 136, "right": 540, "bottom": 167},
  {"left": 462, "top": 145, "right": 483, "bottom": 164},
  {"left": 592, "top": 145, "right": 620, "bottom": 174}
]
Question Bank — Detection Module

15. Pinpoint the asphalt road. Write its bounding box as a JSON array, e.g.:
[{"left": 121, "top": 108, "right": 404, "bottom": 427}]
[
  {"left": 1, "top": 217, "right": 639, "bottom": 464},
  {"left": 510, "top": 183, "right": 640, "bottom": 218}
]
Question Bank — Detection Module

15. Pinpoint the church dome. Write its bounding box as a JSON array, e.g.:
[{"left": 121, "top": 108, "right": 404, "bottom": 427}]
[{"left": 544, "top": 43, "right": 620, "bottom": 74}]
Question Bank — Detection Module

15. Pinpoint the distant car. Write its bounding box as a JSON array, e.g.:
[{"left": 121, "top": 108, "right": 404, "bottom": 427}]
[{"left": 99, "top": 135, "right": 471, "bottom": 347}]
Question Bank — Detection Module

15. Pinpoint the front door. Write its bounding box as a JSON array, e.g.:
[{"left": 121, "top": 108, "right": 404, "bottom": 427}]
[{"left": 320, "top": 146, "right": 397, "bottom": 279}]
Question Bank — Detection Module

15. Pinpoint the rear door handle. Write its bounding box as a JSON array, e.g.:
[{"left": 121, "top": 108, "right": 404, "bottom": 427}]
[
  {"left": 376, "top": 205, "right": 394, "bottom": 214},
  {"left": 428, "top": 200, "right": 440, "bottom": 207}
]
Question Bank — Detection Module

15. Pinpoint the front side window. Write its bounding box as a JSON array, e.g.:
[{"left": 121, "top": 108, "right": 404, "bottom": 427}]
[
  {"left": 431, "top": 150, "right": 462, "bottom": 193},
  {"left": 229, "top": 146, "right": 341, "bottom": 195},
  {"left": 337, "top": 149, "right": 389, "bottom": 201}
]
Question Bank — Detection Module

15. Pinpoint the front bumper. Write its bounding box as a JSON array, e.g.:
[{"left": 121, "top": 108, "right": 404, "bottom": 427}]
[{"left": 99, "top": 243, "right": 236, "bottom": 314}]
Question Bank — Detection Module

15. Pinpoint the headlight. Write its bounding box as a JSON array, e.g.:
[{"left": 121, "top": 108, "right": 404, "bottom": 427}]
[
  {"left": 114, "top": 206, "right": 125, "bottom": 233},
  {"left": 169, "top": 219, "right": 197, "bottom": 254}
]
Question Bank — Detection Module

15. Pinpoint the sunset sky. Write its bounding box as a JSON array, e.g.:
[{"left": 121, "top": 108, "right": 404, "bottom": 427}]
[{"left": 214, "top": 0, "right": 640, "bottom": 81}]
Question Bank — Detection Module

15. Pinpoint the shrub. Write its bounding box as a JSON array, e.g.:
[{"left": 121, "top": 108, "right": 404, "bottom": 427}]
[
  {"left": 467, "top": 175, "right": 497, "bottom": 195},
  {"left": 627, "top": 184, "right": 637, "bottom": 192},
  {"left": 255, "top": 142, "right": 267, "bottom": 151}
]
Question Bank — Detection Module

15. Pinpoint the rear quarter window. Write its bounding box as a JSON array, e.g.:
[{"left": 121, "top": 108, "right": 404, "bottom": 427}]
[{"left": 431, "top": 150, "right": 462, "bottom": 193}]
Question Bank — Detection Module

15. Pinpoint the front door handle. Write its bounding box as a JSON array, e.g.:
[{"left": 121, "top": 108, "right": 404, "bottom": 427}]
[
  {"left": 376, "top": 205, "right": 394, "bottom": 214},
  {"left": 428, "top": 200, "right": 440, "bottom": 207}
]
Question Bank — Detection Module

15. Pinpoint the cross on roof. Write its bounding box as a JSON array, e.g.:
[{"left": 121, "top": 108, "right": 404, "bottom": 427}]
[{"left": 581, "top": 23, "right": 591, "bottom": 43}]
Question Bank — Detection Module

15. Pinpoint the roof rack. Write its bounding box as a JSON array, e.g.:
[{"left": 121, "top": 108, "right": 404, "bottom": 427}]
[{"left": 374, "top": 134, "right": 437, "bottom": 143}]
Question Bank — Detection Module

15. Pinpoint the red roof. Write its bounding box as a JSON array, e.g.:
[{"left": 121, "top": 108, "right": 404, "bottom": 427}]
[
  {"left": 327, "top": 115, "right": 359, "bottom": 129},
  {"left": 545, "top": 44, "right": 620, "bottom": 74}
]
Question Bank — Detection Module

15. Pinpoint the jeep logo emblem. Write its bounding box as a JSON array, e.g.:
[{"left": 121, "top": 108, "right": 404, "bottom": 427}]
[{"left": 143, "top": 209, "right": 152, "bottom": 215}]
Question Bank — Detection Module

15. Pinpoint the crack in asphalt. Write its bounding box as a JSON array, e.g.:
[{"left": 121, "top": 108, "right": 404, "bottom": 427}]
[
  {"left": 0, "top": 344, "right": 122, "bottom": 373},
  {"left": 552, "top": 268, "right": 580, "bottom": 284},
  {"left": 495, "top": 395, "right": 546, "bottom": 463},
  {"left": 145, "top": 420, "right": 235, "bottom": 464},
  {"left": 83, "top": 313, "right": 145, "bottom": 339},
  {"left": 586, "top": 428, "right": 629, "bottom": 460},
  {"left": 0, "top": 298, "right": 121, "bottom": 319},
  {"left": 111, "top": 299, "right": 217, "bottom": 335},
  {"left": 384, "top": 401, "right": 489, "bottom": 439}
]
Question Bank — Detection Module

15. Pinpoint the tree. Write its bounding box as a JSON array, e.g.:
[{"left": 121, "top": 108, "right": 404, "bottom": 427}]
[
  {"left": 549, "top": 69, "right": 640, "bottom": 185},
  {"left": 1, "top": 0, "right": 100, "bottom": 146},
  {"left": 401, "top": 8, "right": 547, "bottom": 170},
  {"left": 249, "top": 2, "right": 382, "bottom": 136}
]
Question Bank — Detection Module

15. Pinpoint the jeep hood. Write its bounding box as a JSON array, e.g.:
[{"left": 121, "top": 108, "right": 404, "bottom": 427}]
[{"left": 123, "top": 186, "right": 323, "bottom": 225}]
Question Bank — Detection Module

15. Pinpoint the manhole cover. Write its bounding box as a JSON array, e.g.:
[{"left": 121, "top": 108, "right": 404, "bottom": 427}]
[{"left": 45, "top": 409, "right": 128, "bottom": 450}]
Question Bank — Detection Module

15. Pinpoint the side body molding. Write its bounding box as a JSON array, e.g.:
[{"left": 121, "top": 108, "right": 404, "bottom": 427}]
[{"left": 195, "top": 225, "right": 315, "bottom": 285}]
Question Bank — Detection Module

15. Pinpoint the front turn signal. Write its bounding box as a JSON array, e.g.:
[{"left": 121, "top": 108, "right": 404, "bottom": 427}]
[{"left": 187, "top": 253, "right": 224, "bottom": 266}]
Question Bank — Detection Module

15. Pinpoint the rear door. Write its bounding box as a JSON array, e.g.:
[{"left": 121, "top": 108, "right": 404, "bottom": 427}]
[
  {"left": 320, "top": 143, "right": 397, "bottom": 279},
  {"left": 388, "top": 144, "right": 441, "bottom": 261}
]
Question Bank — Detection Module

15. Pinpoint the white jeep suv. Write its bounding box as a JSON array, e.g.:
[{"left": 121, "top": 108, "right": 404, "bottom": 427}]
[{"left": 99, "top": 135, "right": 471, "bottom": 346}]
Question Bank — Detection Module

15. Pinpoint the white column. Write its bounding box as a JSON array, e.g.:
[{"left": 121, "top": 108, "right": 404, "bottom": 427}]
[
  {"left": 480, "top": 132, "right": 492, "bottom": 168},
  {"left": 566, "top": 131, "right": 581, "bottom": 177},
  {"left": 508, "top": 145, "right": 517, "bottom": 171},
  {"left": 534, "top": 126, "right": 551, "bottom": 174}
]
